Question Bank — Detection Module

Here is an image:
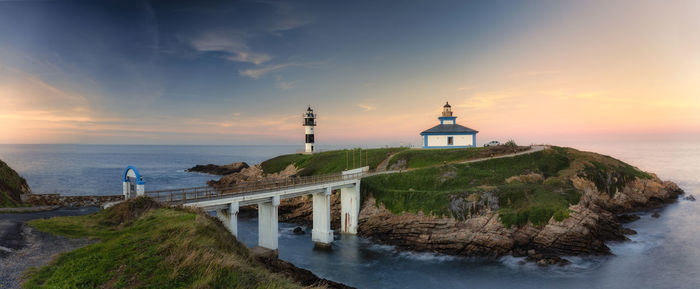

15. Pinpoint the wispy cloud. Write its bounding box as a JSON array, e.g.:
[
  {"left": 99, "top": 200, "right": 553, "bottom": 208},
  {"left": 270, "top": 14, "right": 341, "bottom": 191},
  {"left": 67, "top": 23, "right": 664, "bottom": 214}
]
[
  {"left": 191, "top": 33, "right": 271, "bottom": 65},
  {"left": 239, "top": 63, "right": 295, "bottom": 79},
  {"left": 357, "top": 103, "right": 375, "bottom": 112}
]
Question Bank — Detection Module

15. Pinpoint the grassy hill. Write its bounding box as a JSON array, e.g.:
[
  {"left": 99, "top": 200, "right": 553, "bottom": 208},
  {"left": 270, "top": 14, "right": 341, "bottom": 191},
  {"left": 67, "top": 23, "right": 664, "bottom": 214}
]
[
  {"left": 25, "top": 198, "right": 318, "bottom": 289},
  {"left": 260, "top": 147, "right": 408, "bottom": 176},
  {"left": 361, "top": 146, "right": 651, "bottom": 227},
  {"left": 384, "top": 145, "right": 530, "bottom": 169},
  {"left": 0, "top": 158, "right": 30, "bottom": 207},
  {"left": 259, "top": 146, "right": 531, "bottom": 176}
]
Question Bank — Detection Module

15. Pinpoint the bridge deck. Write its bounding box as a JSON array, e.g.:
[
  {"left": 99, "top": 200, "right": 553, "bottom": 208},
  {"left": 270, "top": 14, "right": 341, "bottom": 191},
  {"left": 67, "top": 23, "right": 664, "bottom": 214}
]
[{"left": 145, "top": 171, "right": 367, "bottom": 206}]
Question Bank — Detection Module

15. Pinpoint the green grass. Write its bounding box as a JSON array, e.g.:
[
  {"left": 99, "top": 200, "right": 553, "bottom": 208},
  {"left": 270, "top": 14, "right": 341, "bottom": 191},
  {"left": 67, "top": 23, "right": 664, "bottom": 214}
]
[
  {"left": 386, "top": 147, "right": 485, "bottom": 169},
  {"left": 0, "top": 159, "right": 30, "bottom": 207},
  {"left": 385, "top": 145, "right": 532, "bottom": 170},
  {"left": 24, "top": 197, "right": 306, "bottom": 289},
  {"left": 260, "top": 147, "right": 408, "bottom": 176},
  {"left": 362, "top": 146, "right": 647, "bottom": 227}
]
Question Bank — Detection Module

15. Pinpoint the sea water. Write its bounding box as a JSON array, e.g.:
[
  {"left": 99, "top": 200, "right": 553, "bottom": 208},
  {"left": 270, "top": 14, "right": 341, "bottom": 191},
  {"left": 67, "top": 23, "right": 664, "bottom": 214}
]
[{"left": 1, "top": 142, "right": 698, "bottom": 289}]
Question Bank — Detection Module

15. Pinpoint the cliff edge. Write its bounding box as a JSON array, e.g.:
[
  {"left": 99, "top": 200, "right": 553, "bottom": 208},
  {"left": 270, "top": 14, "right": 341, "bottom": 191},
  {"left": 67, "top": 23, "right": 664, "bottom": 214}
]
[{"left": 0, "top": 159, "right": 30, "bottom": 207}]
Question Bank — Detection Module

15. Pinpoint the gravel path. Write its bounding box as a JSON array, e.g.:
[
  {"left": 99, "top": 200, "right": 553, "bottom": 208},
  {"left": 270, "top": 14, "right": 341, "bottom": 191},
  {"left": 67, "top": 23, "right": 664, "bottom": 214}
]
[{"left": 0, "top": 207, "right": 99, "bottom": 289}]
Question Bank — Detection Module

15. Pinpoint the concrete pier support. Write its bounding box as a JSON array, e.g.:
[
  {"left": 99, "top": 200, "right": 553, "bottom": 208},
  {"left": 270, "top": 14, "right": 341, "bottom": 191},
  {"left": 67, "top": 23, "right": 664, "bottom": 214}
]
[
  {"left": 136, "top": 183, "right": 145, "bottom": 197},
  {"left": 312, "top": 187, "right": 334, "bottom": 246},
  {"left": 258, "top": 196, "right": 280, "bottom": 250},
  {"left": 340, "top": 182, "right": 360, "bottom": 234},
  {"left": 216, "top": 202, "right": 239, "bottom": 237},
  {"left": 122, "top": 181, "right": 131, "bottom": 199}
]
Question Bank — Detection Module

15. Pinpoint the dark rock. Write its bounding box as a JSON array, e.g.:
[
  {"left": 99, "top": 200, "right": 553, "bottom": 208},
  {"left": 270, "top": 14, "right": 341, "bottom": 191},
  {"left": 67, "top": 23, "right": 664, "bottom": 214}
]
[
  {"left": 685, "top": 194, "right": 696, "bottom": 201},
  {"left": 651, "top": 212, "right": 661, "bottom": 218},
  {"left": 292, "top": 227, "right": 305, "bottom": 235},
  {"left": 618, "top": 214, "right": 640, "bottom": 223},
  {"left": 622, "top": 228, "right": 637, "bottom": 235},
  {"left": 526, "top": 255, "right": 571, "bottom": 266},
  {"left": 187, "top": 162, "right": 249, "bottom": 175}
]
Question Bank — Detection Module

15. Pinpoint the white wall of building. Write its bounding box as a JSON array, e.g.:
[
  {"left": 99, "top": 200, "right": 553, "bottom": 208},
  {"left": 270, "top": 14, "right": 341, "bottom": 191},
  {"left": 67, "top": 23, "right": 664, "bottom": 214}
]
[
  {"left": 305, "top": 126, "right": 314, "bottom": 134},
  {"left": 442, "top": 119, "right": 455, "bottom": 124},
  {"left": 426, "top": 135, "right": 473, "bottom": 147}
]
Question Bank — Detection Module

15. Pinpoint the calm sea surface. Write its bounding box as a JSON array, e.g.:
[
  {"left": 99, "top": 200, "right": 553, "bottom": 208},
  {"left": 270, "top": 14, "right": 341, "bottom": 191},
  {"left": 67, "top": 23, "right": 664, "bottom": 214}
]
[{"left": 0, "top": 142, "right": 698, "bottom": 289}]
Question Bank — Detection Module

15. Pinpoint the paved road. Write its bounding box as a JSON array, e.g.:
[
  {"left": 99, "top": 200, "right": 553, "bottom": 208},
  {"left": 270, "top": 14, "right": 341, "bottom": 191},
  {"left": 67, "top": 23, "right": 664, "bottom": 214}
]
[{"left": 0, "top": 207, "right": 99, "bottom": 289}]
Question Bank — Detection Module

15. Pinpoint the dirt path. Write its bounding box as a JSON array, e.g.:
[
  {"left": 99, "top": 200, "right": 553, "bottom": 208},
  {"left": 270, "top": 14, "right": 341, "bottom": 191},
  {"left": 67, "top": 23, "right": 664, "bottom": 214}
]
[
  {"left": 0, "top": 207, "right": 99, "bottom": 289},
  {"left": 375, "top": 151, "right": 405, "bottom": 172},
  {"left": 369, "top": 145, "right": 548, "bottom": 177},
  {"left": 457, "top": 145, "right": 546, "bottom": 164}
]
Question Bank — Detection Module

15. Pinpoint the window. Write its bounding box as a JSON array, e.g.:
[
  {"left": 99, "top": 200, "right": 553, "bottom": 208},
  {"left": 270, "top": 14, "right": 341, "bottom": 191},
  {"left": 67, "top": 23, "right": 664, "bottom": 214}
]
[{"left": 447, "top": 136, "right": 453, "bottom": 145}]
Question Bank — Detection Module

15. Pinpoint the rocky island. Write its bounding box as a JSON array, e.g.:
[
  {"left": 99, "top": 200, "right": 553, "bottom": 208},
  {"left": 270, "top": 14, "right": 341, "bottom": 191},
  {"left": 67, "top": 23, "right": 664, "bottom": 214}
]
[{"left": 192, "top": 145, "right": 684, "bottom": 265}]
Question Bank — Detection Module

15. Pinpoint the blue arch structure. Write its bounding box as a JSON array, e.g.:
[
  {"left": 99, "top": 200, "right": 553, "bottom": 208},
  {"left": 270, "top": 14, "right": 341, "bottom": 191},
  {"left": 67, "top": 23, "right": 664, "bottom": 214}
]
[{"left": 122, "top": 166, "right": 146, "bottom": 185}]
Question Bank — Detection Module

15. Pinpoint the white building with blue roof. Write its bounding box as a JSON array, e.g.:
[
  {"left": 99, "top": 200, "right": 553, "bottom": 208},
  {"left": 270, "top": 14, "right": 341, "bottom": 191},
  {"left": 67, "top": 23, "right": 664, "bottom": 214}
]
[{"left": 420, "top": 102, "right": 478, "bottom": 148}]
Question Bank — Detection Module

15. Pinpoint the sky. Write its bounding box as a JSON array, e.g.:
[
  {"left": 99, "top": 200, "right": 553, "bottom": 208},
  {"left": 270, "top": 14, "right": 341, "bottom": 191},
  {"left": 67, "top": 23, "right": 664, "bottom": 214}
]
[{"left": 0, "top": 0, "right": 699, "bottom": 147}]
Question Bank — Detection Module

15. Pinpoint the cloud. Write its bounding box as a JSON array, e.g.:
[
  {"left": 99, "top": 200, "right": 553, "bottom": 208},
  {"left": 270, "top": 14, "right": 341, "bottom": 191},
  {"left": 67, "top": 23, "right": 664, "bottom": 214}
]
[
  {"left": 357, "top": 103, "right": 375, "bottom": 112},
  {"left": 239, "top": 63, "right": 295, "bottom": 79},
  {"left": 191, "top": 33, "right": 271, "bottom": 65}
]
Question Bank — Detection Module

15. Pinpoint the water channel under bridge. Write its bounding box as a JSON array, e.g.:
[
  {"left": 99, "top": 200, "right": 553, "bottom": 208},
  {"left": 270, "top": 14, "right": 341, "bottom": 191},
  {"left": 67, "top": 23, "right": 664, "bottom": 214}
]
[{"left": 135, "top": 166, "right": 371, "bottom": 250}]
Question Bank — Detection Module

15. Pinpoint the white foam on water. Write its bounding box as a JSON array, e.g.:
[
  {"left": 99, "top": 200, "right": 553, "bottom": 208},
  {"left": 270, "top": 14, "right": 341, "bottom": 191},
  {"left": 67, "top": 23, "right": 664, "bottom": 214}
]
[
  {"left": 396, "top": 250, "right": 460, "bottom": 262},
  {"left": 366, "top": 243, "right": 397, "bottom": 253}
]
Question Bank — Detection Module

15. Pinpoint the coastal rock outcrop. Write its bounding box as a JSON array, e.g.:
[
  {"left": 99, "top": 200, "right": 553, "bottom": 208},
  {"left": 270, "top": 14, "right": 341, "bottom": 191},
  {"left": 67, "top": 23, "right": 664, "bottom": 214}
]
[
  {"left": 207, "top": 164, "right": 298, "bottom": 188},
  {"left": 356, "top": 175, "right": 680, "bottom": 259},
  {"left": 275, "top": 171, "right": 682, "bottom": 261},
  {"left": 187, "top": 162, "right": 249, "bottom": 175},
  {"left": 0, "top": 159, "right": 31, "bottom": 207}
]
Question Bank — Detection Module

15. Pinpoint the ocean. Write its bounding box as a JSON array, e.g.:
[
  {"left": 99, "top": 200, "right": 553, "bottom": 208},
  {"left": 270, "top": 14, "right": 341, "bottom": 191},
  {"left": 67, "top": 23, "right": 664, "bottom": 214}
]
[{"left": 0, "top": 141, "right": 698, "bottom": 289}]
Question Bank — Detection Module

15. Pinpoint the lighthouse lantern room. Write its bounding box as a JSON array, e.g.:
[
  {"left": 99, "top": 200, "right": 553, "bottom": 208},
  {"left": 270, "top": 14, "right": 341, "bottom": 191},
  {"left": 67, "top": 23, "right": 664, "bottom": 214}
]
[{"left": 303, "top": 106, "right": 316, "bottom": 153}]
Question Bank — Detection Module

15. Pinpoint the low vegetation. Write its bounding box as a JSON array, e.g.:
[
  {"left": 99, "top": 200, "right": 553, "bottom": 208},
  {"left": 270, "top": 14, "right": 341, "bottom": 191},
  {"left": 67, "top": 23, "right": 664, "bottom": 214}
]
[
  {"left": 0, "top": 158, "right": 30, "bottom": 207},
  {"left": 362, "top": 146, "right": 650, "bottom": 227},
  {"left": 261, "top": 147, "right": 408, "bottom": 176},
  {"left": 384, "top": 145, "right": 530, "bottom": 170},
  {"left": 25, "top": 197, "right": 309, "bottom": 289}
]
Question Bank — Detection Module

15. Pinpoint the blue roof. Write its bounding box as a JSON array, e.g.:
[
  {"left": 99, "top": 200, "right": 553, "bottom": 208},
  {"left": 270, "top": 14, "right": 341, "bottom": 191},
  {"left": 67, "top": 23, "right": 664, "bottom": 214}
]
[{"left": 420, "top": 124, "right": 478, "bottom": 135}]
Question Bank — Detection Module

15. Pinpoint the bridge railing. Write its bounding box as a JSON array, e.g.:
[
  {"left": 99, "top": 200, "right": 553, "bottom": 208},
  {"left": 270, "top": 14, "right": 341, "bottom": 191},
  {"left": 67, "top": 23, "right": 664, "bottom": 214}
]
[{"left": 144, "top": 171, "right": 367, "bottom": 205}]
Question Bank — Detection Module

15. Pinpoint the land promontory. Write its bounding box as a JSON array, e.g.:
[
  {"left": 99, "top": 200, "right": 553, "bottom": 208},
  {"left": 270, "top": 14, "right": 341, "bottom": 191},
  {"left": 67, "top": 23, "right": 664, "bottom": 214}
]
[{"left": 197, "top": 145, "right": 683, "bottom": 263}]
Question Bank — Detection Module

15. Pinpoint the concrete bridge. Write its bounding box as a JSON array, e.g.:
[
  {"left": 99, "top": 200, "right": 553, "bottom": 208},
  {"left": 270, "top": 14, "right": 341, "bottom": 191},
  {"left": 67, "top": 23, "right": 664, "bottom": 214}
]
[{"left": 127, "top": 166, "right": 370, "bottom": 250}]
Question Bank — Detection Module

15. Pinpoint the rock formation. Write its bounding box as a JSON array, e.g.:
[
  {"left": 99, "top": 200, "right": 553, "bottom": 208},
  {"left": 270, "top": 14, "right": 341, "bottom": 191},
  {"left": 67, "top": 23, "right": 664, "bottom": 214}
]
[
  {"left": 187, "top": 162, "right": 249, "bottom": 175},
  {"left": 275, "top": 173, "right": 682, "bottom": 262}
]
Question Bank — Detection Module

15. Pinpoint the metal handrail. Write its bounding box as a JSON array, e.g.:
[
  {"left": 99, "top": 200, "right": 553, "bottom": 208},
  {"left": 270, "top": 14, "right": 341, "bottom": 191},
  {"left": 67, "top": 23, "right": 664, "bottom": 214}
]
[{"left": 145, "top": 171, "right": 368, "bottom": 205}]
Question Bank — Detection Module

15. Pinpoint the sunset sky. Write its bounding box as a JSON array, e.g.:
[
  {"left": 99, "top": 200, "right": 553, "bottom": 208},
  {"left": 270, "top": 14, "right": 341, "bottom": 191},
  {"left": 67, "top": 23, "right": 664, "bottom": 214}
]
[{"left": 1, "top": 0, "right": 699, "bottom": 146}]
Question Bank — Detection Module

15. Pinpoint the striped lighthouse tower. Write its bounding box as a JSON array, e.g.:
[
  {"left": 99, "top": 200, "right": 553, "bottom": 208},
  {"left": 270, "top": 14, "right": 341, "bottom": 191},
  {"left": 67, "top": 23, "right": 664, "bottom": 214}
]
[{"left": 303, "top": 106, "right": 316, "bottom": 153}]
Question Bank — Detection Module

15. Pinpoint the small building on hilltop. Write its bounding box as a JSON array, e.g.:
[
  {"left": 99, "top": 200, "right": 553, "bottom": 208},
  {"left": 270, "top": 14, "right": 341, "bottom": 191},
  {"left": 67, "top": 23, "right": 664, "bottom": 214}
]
[{"left": 420, "top": 102, "right": 478, "bottom": 148}]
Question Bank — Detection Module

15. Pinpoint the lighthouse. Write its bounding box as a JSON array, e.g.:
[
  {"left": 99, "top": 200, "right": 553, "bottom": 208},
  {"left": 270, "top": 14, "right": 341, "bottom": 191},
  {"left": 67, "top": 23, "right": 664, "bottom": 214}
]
[{"left": 303, "top": 106, "right": 316, "bottom": 153}]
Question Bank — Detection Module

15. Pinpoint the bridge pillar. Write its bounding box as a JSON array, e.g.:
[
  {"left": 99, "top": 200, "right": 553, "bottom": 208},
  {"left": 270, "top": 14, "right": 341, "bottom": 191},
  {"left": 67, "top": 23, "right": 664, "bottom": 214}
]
[
  {"left": 216, "top": 202, "right": 239, "bottom": 237},
  {"left": 136, "top": 183, "right": 145, "bottom": 197},
  {"left": 122, "top": 181, "right": 131, "bottom": 199},
  {"left": 312, "top": 187, "right": 334, "bottom": 246},
  {"left": 258, "top": 196, "right": 280, "bottom": 250},
  {"left": 340, "top": 181, "right": 360, "bottom": 234}
]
